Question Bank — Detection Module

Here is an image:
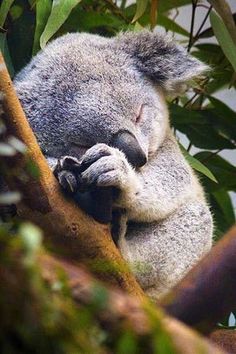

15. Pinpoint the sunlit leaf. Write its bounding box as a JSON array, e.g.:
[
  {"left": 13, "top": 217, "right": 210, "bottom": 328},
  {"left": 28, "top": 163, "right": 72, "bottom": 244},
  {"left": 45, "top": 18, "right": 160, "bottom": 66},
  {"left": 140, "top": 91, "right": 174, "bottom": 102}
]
[
  {"left": 0, "top": 0, "right": 15, "bottom": 27},
  {"left": 180, "top": 144, "right": 218, "bottom": 182},
  {"left": 131, "top": 0, "right": 148, "bottom": 23},
  {"left": 40, "top": 0, "right": 82, "bottom": 49},
  {"left": 210, "top": 10, "right": 236, "bottom": 72}
]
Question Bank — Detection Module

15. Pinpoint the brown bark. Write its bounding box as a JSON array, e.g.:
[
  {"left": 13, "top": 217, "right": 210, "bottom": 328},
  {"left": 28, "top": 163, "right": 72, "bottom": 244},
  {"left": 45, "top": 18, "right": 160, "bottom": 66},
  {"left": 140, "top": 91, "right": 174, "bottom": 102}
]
[
  {"left": 39, "top": 252, "right": 226, "bottom": 354},
  {"left": 0, "top": 53, "right": 144, "bottom": 298},
  {"left": 160, "top": 224, "right": 236, "bottom": 334}
]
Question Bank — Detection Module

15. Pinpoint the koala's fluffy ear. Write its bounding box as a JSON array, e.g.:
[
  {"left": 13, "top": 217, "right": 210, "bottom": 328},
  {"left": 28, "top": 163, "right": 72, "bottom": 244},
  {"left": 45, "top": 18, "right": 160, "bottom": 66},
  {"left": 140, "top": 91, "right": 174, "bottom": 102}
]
[{"left": 116, "top": 30, "right": 209, "bottom": 94}]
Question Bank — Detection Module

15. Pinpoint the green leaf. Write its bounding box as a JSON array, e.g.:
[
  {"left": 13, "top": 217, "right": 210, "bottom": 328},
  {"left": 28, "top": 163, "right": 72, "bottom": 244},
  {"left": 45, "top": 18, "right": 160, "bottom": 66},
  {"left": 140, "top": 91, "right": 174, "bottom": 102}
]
[
  {"left": 195, "top": 152, "right": 236, "bottom": 192},
  {"left": 117, "top": 330, "right": 137, "bottom": 354},
  {"left": 209, "top": 188, "right": 235, "bottom": 240},
  {"left": 0, "top": 0, "right": 15, "bottom": 27},
  {"left": 159, "top": 0, "right": 191, "bottom": 13},
  {"left": 40, "top": 0, "right": 82, "bottom": 49},
  {"left": 131, "top": 0, "right": 148, "bottom": 23},
  {"left": 170, "top": 104, "right": 236, "bottom": 150},
  {"left": 180, "top": 145, "right": 218, "bottom": 183},
  {"left": 212, "top": 189, "right": 235, "bottom": 226},
  {"left": 198, "top": 13, "right": 236, "bottom": 40},
  {"left": 61, "top": 10, "right": 125, "bottom": 34},
  {"left": 32, "top": 0, "right": 52, "bottom": 55},
  {"left": 0, "top": 33, "right": 15, "bottom": 77},
  {"left": 158, "top": 15, "right": 189, "bottom": 37},
  {"left": 7, "top": 0, "right": 35, "bottom": 72},
  {"left": 210, "top": 10, "right": 236, "bottom": 72},
  {"left": 206, "top": 96, "right": 236, "bottom": 141}
]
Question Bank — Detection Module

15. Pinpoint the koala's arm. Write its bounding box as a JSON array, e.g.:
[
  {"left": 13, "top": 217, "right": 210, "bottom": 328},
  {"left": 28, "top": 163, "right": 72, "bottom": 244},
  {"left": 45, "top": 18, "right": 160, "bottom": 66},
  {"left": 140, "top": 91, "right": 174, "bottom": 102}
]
[
  {"left": 115, "top": 131, "right": 206, "bottom": 222},
  {"left": 119, "top": 201, "right": 213, "bottom": 299}
]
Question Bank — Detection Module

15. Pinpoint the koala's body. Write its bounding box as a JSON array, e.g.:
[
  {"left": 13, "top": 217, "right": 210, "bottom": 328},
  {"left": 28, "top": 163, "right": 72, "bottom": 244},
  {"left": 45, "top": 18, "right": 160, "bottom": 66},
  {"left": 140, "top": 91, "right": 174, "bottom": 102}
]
[{"left": 14, "top": 31, "right": 213, "bottom": 299}]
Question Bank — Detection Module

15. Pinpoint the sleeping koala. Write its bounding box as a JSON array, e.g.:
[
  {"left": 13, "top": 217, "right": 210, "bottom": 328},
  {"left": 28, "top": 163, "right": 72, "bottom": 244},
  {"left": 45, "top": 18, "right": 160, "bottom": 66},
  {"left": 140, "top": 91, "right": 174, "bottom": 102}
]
[{"left": 14, "top": 30, "right": 213, "bottom": 299}]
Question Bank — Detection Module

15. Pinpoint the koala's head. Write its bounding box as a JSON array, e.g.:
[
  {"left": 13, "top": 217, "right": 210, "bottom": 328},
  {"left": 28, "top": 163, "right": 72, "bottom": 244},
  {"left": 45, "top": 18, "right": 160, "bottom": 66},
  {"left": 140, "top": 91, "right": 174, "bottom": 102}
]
[{"left": 14, "top": 31, "right": 207, "bottom": 167}]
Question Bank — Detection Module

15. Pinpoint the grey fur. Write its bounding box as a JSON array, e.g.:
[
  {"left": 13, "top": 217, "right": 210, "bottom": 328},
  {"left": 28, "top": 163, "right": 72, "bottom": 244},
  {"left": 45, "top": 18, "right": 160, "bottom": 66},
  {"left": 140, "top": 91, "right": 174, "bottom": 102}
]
[{"left": 14, "top": 30, "right": 213, "bottom": 299}]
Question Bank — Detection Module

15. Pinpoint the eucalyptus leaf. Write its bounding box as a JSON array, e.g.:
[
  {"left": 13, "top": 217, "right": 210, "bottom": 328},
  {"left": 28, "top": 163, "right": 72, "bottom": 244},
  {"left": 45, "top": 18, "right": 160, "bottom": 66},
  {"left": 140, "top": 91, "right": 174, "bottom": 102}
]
[
  {"left": 195, "top": 152, "right": 236, "bottom": 192},
  {"left": 0, "top": 33, "right": 15, "bottom": 77},
  {"left": 210, "top": 10, "right": 236, "bottom": 72},
  {"left": 131, "top": 0, "right": 148, "bottom": 23},
  {"left": 33, "top": 0, "right": 52, "bottom": 55},
  {"left": 180, "top": 144, "right": 218, "bottom": 182},
  {"left": 0, "top": 0, "right": 15, "bottom": 27},
  {"left": 209, "top": 188, "right": 235, "bottom": 240},
  {"left": 158, "top": 15, "right": 189, "bottom": 37},
  {"left": 40, "top": 0, "right": 82, "bottom": 49}
]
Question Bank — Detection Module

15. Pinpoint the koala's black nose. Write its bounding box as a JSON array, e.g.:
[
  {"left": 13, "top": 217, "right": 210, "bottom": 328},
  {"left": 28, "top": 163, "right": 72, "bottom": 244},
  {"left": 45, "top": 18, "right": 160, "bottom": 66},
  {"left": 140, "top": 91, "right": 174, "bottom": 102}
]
[{"left": 111, "top": 130, "right": 147, "bottom": 168}]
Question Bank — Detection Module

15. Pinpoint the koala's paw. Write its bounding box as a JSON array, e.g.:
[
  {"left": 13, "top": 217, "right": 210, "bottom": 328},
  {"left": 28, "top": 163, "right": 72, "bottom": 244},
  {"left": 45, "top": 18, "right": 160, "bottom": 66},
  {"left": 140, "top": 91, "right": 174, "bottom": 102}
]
[
  {"left": 54, "top": 156, "right": 80, "bottom": 194},
  {"left": 78, "top": 143, "right": 135, "bottom": 191}
]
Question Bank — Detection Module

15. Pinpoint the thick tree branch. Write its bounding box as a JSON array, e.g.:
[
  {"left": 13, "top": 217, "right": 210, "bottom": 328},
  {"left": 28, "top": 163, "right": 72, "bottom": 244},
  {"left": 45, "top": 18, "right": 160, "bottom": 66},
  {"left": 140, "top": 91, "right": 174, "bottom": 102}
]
[
  {"left": 160, "top": 224, "right": 236, "bottom": 334},
  {"left": 39, "top": 252, "right": 226, "bottom": 354},
  {"left": 0, "top": 52, "right": 144, "bottom": 298}
]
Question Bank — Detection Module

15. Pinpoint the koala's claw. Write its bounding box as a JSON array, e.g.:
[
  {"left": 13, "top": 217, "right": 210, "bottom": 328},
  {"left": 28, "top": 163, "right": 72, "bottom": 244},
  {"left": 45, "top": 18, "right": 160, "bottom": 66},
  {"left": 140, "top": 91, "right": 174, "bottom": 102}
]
[
  {"left": 54, "top": 155, "right": 81, "bottom": 194},
  {"left": 54, "top": 155, "right": 81, "bottom": 174},
  {"left": 57, "top": 170, "right": 78, "bottom": 194}
]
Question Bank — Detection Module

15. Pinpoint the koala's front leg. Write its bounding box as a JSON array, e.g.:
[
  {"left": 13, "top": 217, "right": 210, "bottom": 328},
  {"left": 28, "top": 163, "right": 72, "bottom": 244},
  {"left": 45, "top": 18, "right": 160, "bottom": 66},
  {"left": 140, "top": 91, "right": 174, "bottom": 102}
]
[
  {"left": 77, "top": 143, "right": 141, "bottom": 195},
  {"left": 52, "top": 155, "right": 114, "bottom": 224},
  {"left": 53, "top": 144, "right": 141, "bottom": 223},
  {"left": 119, "top": 201, "right": 213, "bottom": 299}
]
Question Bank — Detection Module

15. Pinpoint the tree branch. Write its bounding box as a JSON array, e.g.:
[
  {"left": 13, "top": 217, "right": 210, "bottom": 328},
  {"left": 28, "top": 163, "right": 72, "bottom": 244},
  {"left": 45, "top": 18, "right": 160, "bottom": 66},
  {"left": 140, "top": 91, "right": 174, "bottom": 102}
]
[
  {"left": 160, "top": 224, "right": 236, "bottom": 334},
  {"left": 39, "top": 252, "right": 226, "bottom": 354},
  {"left": 0, "top": 52, "right": 144, "bottom": 298}
]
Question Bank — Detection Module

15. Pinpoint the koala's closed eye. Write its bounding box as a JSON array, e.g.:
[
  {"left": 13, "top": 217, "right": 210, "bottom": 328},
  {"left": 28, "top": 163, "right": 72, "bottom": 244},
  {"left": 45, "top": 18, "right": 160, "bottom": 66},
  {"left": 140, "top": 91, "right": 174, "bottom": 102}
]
[{"left": 134, "top": 104, "right": 145, "bottom": 125}]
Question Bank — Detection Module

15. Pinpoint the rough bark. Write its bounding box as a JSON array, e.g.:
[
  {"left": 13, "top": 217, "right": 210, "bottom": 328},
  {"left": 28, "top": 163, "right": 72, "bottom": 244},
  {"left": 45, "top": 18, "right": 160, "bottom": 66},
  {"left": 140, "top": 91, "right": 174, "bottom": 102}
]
[
  {"left": 0, "top": 53, "right": 144, "bottom": 298},
  {"left": 160, "top": 224, "right": 236, "bottom": 334}
]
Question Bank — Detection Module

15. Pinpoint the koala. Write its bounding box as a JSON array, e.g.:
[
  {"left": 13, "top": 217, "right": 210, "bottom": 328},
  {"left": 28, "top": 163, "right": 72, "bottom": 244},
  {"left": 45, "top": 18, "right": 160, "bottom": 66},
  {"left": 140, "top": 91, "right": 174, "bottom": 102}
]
[{"left": 14, "top": 30, "right": 213, "bottom": 299}]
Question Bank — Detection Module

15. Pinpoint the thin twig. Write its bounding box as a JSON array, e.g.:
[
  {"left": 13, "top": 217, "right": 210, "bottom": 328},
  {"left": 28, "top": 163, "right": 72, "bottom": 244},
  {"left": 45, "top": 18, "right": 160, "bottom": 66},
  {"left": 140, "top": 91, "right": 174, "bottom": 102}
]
[
  {"left": 150, "top": 0, "right": 158, "bottom": 30},
  {"left": 103, "top": 0, "right": 129, "bottom": 23},
  {"left": 188, "top": 0, "right": 198, "bottom": 52},
  {"left": 192, "top": 6, "right": 213, "bottom": 45}
]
